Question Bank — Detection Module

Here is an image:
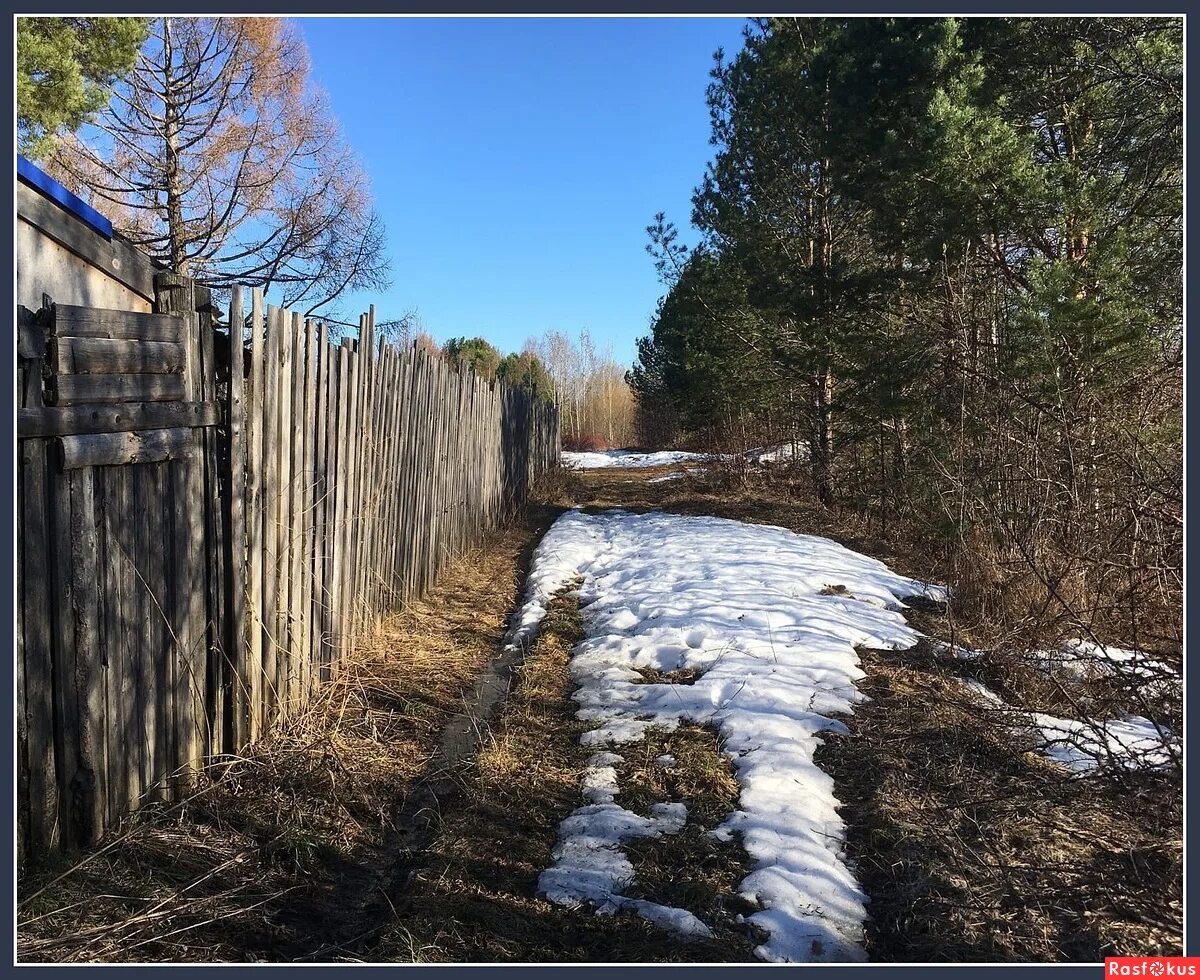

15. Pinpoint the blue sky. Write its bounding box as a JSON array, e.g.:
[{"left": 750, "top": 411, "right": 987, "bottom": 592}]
[{"left": 299, "top": 16, "right": 749, "bottom": 366}]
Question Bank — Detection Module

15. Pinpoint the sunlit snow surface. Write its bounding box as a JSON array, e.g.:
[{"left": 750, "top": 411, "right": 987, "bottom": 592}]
[
  {"left": 512, "top": 508, "right": 946, "bottom": 962},
  {"left": 561, "top": 449, "right": 712, "bottom": 469},
  {"left": 1024, "top": 639, "right": 1181, "bottom": 700}
]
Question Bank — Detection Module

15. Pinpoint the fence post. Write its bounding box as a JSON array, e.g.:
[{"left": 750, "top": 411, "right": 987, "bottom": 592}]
[
  {"left": 18, "top": 305, "right": 60, "bottom": 852},
  {"left": 226, "top": 287, "right": 248, "bottom": 750},
  {"left": 153, "top": 272, "right": 207, "bottom": 788}
]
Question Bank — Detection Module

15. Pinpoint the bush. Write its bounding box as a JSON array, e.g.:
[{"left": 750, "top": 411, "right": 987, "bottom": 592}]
[{"left": 562, "top": 432, "right": 607, "bottom": 452}]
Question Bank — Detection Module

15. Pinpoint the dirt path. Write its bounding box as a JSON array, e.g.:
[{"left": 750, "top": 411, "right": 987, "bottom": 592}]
[
  {"left": 337, "top": 464, "right": 939, "bottom": 963},
  {"left": 284, "top": 503, "right": 567, "bottom": 962}
]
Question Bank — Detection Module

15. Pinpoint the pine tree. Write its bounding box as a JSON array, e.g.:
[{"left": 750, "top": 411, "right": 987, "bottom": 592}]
[
  {"left": 17, "top": 17, "right": 148, "bottom": 159},
  {"left": 443, "top": 337, "right": 503, "bottom": 380}
]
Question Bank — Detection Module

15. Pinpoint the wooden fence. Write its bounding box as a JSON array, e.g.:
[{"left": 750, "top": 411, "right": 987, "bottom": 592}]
[
  {"left": 16, "top": 276, "right": 559, "bottom": 853},
  {"left": 228, "top": 286, "right": 558, "bottom": 738}
]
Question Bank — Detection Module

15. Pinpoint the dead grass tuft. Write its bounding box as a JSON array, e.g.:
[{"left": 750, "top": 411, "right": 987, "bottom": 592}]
[
  {"left": 529, "top": 467, "right": 585, "bottom": 509},
  {"left": 632, "top": 666, "right": 704, "bottom": 686},
  {"left": 615, "top": 725, "right": 760, "bottom": 951}
]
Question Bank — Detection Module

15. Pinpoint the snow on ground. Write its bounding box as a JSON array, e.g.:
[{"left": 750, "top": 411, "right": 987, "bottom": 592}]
[
  {"left": 509, "top": 508, "right": 946, "bottom": 962},
  {"left": 955, "top": 676, "right": 1179, "bottom": 774},
  {"left": 562, "top": 442, "right": 811, "bottom": 471},
  {"left": 562, "top": 449, "right": 712, "bottom": 470},
  {"left": 1031, "top": 712, "right": 1177, "bottom": 773},
  {"left": 929, "top": 637, "right": 985, "bottom": 662},
  {"left": 1024, "top": 639, "right": 1180, "bottom": 697},
  {"left": 744, "top": 441, "right": 809, "bottom": 465},
  {"left": 644, "top": 468, "right": 706, "bottom": 484}
]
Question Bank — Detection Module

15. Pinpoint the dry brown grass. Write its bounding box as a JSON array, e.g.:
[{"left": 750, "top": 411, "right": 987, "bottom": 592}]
[
  {"left": 17, "top": 519, "right": 539, "bottom": 964},
  {"left": 616, "top": 725, "right": 761, "bottom": 948},
  {"left": 818, "top": 642, "right": 1182, "bottom": 962},
  {"left": 369, "top": 589, "right": 758, "bottom": 963}
]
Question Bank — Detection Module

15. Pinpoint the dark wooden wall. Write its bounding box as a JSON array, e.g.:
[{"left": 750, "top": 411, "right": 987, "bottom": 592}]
[{"left": 16, "top": 278, "right": 560, "bottom": 855}]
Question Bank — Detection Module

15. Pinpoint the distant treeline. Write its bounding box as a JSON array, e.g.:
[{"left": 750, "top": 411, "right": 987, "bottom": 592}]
[{"left": 380, "top": 318, "right": 636, "bottom": 451}]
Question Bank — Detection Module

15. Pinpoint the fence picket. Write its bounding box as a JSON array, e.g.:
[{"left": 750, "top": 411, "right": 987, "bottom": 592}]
[{"left": 245, "top": 289, "right": 265, "bottom": 741}]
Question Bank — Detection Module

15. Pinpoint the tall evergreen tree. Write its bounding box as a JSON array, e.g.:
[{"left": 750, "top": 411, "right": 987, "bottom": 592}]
[
  {"left": 17, "top": 17, "right": 148, "bottom": 160},
  {"left": 633, "top": 16, "right": 1181, "bottom": 636}
]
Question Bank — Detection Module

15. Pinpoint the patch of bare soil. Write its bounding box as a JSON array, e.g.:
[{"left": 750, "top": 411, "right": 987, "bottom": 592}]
[{"left": 616, "top": 725, "right": 762, "bottom": 948}]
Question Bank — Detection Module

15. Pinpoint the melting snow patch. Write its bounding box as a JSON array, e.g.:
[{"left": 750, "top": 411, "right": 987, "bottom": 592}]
[
  {"left": 603, "top": 897, "right": 714, "bottom": 939},
  {"left": 562, "top": 450, "right": 712, "bottom": 470},
  {"left": 959, "top": 677, "right": 1007, "bottom": 707},
  {"left": 646, "top": 470, "right": 699, "bottom": 483},
  {"left": 1030, "top": 713, "right": 1177, "bottom": 773},
  {"left": 537, "top": 800, "right": 692, "bottom": 921},
  {"left": 519, "top": 508, "right": 944, "bottom": 962},
  {"left": 1023, "top": 639, "right": 1180, "bottom": 697},
  {"left": 954, "top": 676, "right": 1178, "bottom": 773},
  {"left": 745, "top": 441, "right": 809, "bottom": 465},
  {"left": 581, "top": 752, "right": 624, "bottom": 804},
  {"left": 928, "top": 637, "right": 985, "bottom": 662}
]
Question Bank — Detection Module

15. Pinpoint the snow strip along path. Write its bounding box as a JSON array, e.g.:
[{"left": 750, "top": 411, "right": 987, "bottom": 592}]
[
  {"left": 561, "top": 449, "right": 712, "bottom": 470},
  {"left": 509, "top": 509, "right": 946, "bottom": 963}
]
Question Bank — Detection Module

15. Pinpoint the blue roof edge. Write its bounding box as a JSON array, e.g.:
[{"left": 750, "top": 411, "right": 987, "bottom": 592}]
[{"left": 17, "top": 154, "right": 114, "bottom": 241}]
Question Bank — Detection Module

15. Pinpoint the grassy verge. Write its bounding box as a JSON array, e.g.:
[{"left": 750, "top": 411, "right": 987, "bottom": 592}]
[{"left": 818, "top": 640, "right": 1182, "bottom": 961}]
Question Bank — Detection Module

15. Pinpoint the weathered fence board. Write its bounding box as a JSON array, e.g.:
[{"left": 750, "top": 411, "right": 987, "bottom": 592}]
[
  {"left": 226, "top": 287, "right": 249, "bottom": 749},
  {"left": 52, "top": 373, "right": 187, "bottom": 406},
  {"left": 52, "top": 305, "right": 188, "bottom": 343},
  {"left": 20, "top": 418, "right": 58, "bottom": 850},
  {"left": 245, "top": 289, "right": 265, "bottom": 741},
  {"left": 57, "top": 427, "right": 195, "bottom": 469},
  {"left": 18, "top": 400, "right": 219, "bottom": 438},
  {"left": 261, "top": 305, "right": 282, "bottom": 723},
  {"left": 51, "top": 337, "right": 187, "bottom": 376}
]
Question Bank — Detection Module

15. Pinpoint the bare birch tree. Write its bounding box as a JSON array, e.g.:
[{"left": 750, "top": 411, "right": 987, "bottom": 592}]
[{"left": 529, "top": 328, "right": 635, "bottom": 448}]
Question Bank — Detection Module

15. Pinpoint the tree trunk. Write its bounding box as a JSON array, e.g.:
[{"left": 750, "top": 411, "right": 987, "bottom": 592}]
[
  {"left": 812, "top": 158, "right": 835, "bottom": 506},
  {"left": 162, "top": 22, "right": 187, "bottom": 275},
  {"left": 813, "top": 363, "right": 834, "bottom": 506}
]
